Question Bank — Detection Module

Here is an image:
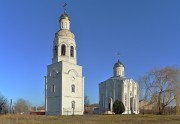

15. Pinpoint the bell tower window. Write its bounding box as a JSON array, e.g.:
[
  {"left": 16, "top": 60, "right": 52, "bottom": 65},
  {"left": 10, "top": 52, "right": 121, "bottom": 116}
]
[
  {"left": 70, "top": 46, "right": 74, "bottom": 57},
  {"left": 51, "top": 84, "right": 55, "bottom": 93},
  {"left": 61, "top": 44, "right": 66, "bottom": 56}
]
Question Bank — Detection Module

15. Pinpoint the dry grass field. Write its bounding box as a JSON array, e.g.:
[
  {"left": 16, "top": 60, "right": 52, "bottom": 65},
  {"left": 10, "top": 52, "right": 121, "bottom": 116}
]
[{"left": 0, "top": 114, "right": 180, "bottom": 124}]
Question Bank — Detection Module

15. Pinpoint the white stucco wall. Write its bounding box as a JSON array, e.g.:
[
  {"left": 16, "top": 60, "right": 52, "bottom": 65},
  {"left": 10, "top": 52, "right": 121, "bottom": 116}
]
[
  {"left": 46, "top": 61, "right": 84, "bottom": 115},
  {"left": 99, "top": 77, "right": 139, "bottom": 114}
]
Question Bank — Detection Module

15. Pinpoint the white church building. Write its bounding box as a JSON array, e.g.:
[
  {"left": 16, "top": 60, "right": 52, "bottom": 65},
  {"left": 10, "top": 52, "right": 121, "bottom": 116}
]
[
  {"left": 99, "top": 59, "right": 139, "bottom": 114},
  {"left": 45, "top": 10, "right": 84, "bottom": 115}
]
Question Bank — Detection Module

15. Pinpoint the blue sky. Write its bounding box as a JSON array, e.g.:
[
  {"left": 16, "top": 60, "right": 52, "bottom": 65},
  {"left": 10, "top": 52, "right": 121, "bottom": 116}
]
[{"left": 0, "top": 0, "right": 180, "bottom": 106}]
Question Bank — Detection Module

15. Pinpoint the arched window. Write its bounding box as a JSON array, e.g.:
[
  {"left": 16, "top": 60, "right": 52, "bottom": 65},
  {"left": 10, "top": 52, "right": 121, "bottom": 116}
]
[
  {"left": 70, "top": 46, "right": 74, "bottom": 57},
  {"left": 51, "top": 84, "right": 55, "bottom": 93},
  {"left": 71, "top": 84, "right": 75, "bottom": 93},
  {"left": 61, "top": 22, "right": 63, "bottom": 29},
  {"left": 72, "top": 101, "right": 75, "bottom": 108},
  {"left": 61, "top": 44, "right": 66, "bottom": 56}
]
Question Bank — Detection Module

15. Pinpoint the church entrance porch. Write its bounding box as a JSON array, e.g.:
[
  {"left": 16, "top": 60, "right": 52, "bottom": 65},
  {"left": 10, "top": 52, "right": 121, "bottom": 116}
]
[{"left": 103, "top": 97, "right": 114, "bottom": 114}]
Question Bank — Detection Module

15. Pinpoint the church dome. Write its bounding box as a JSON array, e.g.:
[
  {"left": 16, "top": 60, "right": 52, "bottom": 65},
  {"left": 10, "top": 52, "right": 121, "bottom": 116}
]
[
  {"left": 113, "top": 59, "right": 125, "bottom": 77},
  {"left": 60, "top": 11, "right": 70, "bottom": 21},
  {"left": 113, "top": 59, "right": 124, "bottom": 68},
  {"left": 56, "top": 29, "right": 75, "bottom": 39}
]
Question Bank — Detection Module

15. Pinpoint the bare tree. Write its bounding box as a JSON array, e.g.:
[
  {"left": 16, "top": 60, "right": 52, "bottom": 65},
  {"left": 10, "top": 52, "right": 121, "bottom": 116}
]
[
  {"left": 14, "top": 98, "right": 31, "bottom": 114},
  {"left": 139, "top": 67, "right": 180, "bottom": 114},
  {"left": 175, "top": 70, "right": 180, "bottom": 115},
  {"left": 0, "top": 94, "right": 8, "bottom": 114},
  {"left": 84, "top": 96, "right": 90, "bottom": 106}
]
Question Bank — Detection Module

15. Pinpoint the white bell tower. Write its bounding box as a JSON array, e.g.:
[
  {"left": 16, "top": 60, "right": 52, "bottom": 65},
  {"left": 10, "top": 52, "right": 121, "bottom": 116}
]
[{"left": 45, "top": 6, "right": 84, "bottom": 115}]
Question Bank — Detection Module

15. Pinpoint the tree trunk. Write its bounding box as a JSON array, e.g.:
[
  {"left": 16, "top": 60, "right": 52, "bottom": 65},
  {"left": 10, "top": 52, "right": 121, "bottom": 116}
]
[{"left": 158, "top": 93, "right": 162, "bottom": 115}]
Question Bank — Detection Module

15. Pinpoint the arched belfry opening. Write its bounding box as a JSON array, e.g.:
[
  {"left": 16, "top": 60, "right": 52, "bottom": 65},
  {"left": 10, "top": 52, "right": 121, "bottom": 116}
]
[
  {"left": 70, "top": 46, "right": 74, "bottom": 57},
  {"left": 61, "top": 44, "right": 66, "bottom": 56}
]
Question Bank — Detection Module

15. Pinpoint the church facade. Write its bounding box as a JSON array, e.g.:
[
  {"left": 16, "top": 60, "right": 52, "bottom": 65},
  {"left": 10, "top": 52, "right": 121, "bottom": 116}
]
[
  {"left": 99, "top": 60, "right": 139, "bottom": 114},
  {"left": 45, "top": 10, "right": 84, "bottom": 115}
]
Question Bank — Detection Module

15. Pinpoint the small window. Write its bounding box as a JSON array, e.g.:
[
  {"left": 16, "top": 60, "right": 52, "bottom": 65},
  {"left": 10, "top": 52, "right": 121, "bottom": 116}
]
[
  {"left": 61, "top": 44, "right": 66, "bottom": 56},
  {"left": 71, "top": 85, "right": 75, "bottom": 93},
  {"left": 51, "top": 84, "right": 55, "bottom": 93},
  {"left": 130, "top": 92, "right": 132, "bottom": 96},
  {"left": 61, "top": 22, "right": 63, "bottom": 28},
  {"left": 72, "top": 101, "right": 75, "bottom": 108},
  {"left": 70, "top": 46, "right": 74, "bottom": 57}
]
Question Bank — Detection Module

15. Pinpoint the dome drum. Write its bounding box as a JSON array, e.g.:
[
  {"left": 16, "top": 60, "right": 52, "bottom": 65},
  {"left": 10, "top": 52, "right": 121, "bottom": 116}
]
[{"left": 113, "top": 59, "right": 125, "bottom": 77}]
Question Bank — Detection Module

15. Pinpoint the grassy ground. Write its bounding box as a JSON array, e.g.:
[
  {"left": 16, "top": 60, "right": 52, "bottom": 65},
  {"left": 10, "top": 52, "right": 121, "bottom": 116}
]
[{"left": 0, "top": 114, "right": 180, "bottom": 124}]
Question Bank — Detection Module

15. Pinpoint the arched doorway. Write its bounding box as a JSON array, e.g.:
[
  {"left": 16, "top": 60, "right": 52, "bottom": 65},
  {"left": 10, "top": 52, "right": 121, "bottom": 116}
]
[{"left": 108, "top": 97, "right": 113, "bottom": 112}]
